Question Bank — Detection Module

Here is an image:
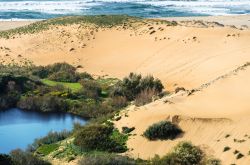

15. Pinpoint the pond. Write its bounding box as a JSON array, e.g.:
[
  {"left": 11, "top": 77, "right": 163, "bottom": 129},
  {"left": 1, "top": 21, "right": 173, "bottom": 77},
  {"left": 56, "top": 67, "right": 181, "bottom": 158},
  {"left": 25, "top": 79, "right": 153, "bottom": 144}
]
[{"left": 0, "top": 108, "right": 87, "bottom": 154}]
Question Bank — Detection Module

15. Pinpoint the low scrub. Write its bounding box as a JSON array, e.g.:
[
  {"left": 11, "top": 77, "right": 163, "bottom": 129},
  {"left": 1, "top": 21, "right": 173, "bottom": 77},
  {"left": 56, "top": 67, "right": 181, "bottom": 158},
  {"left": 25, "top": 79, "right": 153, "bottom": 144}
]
[
  {"left": 143, "top": 121, "right": 182, "bottom": 140},
  {"left": 37, "top": 143, "right": 59, "bottom": 156},
  {"left": 122, "top": 126, "right": 135, "bottom": 134},
  {"left": 74, "top": 124, "right": 127, "bottom": 153},
  {"left": 151, "top": 142, "right": 203, "bottom": 165},
  {"left": 112, "top": 73, "right": 164, "bottom": 102},
  {"left": 10, "top": 149, "right": 51, "bottom": 165},
  {"left": 0, "top": 154, "right": 13, "bottom": 165},
  {"left": 78, "top": 153, "right": 138, "bottom": 165},
  {"left": 27, "top": 130, "right": 71, "bottom": 152},
  {"left": 135, "top": 88, "right": 158, "bottom": 106}
]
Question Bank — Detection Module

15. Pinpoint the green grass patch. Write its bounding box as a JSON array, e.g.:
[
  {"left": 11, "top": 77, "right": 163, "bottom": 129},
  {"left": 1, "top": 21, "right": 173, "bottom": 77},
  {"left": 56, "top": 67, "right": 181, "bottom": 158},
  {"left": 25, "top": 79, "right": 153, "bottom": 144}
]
[
  {"left": 41, "top": 79, "right": 82, "bottom": 92},
  {"left": 96, "top": 78, "right": 119, "bottom": 87},
  {"left": 110, "top": 129, "right": 128, "bottom": 147},
  {"left": 37, "top": 143, "right": 59, "bottom": 156}
]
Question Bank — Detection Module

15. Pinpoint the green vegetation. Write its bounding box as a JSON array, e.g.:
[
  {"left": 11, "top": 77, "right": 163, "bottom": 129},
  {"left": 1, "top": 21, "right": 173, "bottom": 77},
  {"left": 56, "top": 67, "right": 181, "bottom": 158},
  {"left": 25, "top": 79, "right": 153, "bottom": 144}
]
[
  {"left": 27, "top": 130, "right": 71, "bottom": 152},
  {"left": 0, "top": 15, "right": 179, "bottom": 39},
  {"left": 112, "top": 72, "right": 164, "bottom": 103},
  {"left": 78, "top": 153, "right": 141, "bottom": 165},
  {"left": 122, "top": 126, "right": 135, "bottom": 134},
  {"left": 204, "top": 158, "right": 221, "bottom": 165},
  {"left": 151, "top": 142, "right": 204, "bottom": 165},
  {"left": 0, "top": 15, "right": 140, "bottom": 38},
  {"left": 74, "top": 124, "right": 127, "bottom": 153},
  {"left": 33, "top": 62, "right": 93, "bottom": 83},
  {"left": 143, "top": 121, "right": 183, "bottom": 140},
  {"left": 37, "top": 143, "right": 59, "bottom": 156},
  {"left": 0, "top": 154, "right": 13, "bottom": 165},
  {"left": 41, "top": 79, "right": 82, "bottom": 92},
  {"left": 10, "top": 149, "right": 51, "bottom": 165},
  {"left": 0, "top": 61, "right": 221, "bottom": 164}
]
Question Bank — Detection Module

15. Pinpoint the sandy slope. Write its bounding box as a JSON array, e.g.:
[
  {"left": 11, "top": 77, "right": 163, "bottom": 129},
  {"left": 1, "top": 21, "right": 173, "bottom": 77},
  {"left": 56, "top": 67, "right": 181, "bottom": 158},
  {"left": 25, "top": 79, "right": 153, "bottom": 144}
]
[
  {"left": 115, "top": 65, "right": 250, "bottom": 164},
  {"left": 0, "top": 16, "right": 250, "bottom": 164},
  {"left": 1, "top": 21, "right": 250, "bottom": 90}
]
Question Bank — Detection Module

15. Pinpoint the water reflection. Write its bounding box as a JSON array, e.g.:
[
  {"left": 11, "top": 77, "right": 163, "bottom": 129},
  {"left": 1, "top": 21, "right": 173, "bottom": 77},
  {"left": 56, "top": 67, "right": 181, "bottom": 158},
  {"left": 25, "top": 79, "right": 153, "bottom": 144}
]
[{"left": 0, "top": 108, "right": 86, "bottom": 154}]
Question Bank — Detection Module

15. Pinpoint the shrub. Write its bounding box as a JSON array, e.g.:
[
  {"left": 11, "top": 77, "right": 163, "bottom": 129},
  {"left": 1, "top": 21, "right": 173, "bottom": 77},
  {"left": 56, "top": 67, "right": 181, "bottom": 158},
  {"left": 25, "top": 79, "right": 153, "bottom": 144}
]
[
  {"left": 0, "top": 154, "right": 13, "bottom": 165},
  {"left": 111, "top": 96, "right": 128, "bottom": 109},
  {"left": 71, "top": 100, "right": 115, "bottom": 118},
  {"left": 79, "top": 80, "right": 102, "bottom": 100},
  {"left": 151, "top": 142, "right": 203, "bottom": 165},
  {"left": 32, "top": 63, "right": 80, "bottom": 83},
  {"left": 175, "top": 87, "right": 186, "bottom": 93},
  {"left": 78, "top": 72, "right": 93, "bottom": 80},
  {"left": 32, "top": 66, "right": 49, "bottom": 79},
  {"left": 223, "top": 146, "right": 230, "bottom": 152},
  {"left": 143, "top": 121, "right": 182, "bottom": 140},
  {"left": 10, "top": 149, "right": 51, "bottom": 165},
  {"left": 28, "top": 130, "right": 71, "bottom": 151},
  {"left": 203, "top": 158, "right": 221, "bottom": 165},
  {"left": 172, "top": 142, "right": 203, "bottom": 165},
  {"left": 78, "top": 153, "right": 137, "bottom": 165},
  {"left": 74, "top": 124, "right": 127, "bottom": 152},
  {"left": 122, "top": 126, "right": 135, "bottom": 134},
  {"left": 112, "top": 73, "right": 164, "bottom": 101},
  {"left": 135, "top": 88, "right": 157, "bottom": 106},
  {"left": 17, "top": 95, "right": 68, "bottom": 112}
]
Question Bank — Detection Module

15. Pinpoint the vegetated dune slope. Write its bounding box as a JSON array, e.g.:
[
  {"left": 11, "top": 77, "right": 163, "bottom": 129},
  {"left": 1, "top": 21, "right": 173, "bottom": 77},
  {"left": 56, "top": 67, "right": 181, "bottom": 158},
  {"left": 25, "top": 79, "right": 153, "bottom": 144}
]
[
  {"left": 1, "top": 20, "right": 250, "bottom": 90},
  {"left": 115, "top": 66, "right": 250, "bottom": 165},
  {"left": 1, "top": 18, "right": 250, "bottom": 164}
]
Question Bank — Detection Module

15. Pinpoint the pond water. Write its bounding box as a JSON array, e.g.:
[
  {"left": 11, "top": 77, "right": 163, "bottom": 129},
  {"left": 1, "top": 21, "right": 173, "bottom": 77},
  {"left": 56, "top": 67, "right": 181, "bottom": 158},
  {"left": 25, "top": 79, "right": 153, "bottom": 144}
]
[{"left": 0, "top": 108, "right": 87, "bottom": 154}]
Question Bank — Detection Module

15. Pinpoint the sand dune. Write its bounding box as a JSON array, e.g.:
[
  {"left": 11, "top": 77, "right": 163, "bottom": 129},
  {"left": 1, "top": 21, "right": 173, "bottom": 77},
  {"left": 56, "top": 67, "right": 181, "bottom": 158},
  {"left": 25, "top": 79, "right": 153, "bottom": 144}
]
[
  {"left": 0, "top": 20, "right": 38, "bottom": 31},
  {"left": 114, "top": 64, "right": 250, "bottom": 164},
  {"left": 1, "top": 16, "right": 250, "bottom": 164},
  {"left": 1, "top": 20, "right": 250, "bottom": 90}
]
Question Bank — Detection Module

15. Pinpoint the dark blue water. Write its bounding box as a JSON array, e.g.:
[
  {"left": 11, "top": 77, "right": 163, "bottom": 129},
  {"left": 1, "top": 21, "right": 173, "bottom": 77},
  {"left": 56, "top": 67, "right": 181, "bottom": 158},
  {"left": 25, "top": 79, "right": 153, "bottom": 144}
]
[
  {"left": 0, "top": 0, "right": 250, "bottom": 20},
  {"left": 0, "top": 108, "right": 86, "bottom": 154}
]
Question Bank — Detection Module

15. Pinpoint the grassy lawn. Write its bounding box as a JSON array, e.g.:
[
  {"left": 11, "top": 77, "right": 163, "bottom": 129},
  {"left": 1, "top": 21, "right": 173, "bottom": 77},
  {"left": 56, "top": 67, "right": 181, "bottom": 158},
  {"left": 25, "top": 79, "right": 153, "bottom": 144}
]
[
  {"left": 37, "top": 143, "right": 59, "bottom": 156},
  {"left": 41, "top": 79, "right": 82, "bottom": 92}
]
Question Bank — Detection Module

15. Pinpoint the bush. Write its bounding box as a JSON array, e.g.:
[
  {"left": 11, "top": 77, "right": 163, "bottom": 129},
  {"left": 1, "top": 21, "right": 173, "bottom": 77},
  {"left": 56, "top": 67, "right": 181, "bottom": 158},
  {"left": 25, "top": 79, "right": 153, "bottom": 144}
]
[
  {"left": 74, "top": 124, "right": 127, "bottom": 153},
  {"left": 32, "top": 63, "right": 79, "bottom": 83},
  {"left": 112, "top": 73, "right": 164, "bottom": 101},
  {"left": 203, "top": 158, "right": 221, "bottom": 165},
  {"left": 78, "top": 72, "right": 93, "bottom": 80},
  {"left": 151, "top": 142, "right": 203, "bottom": 165},
  {"left": 0, "top": 154, "right": 13, "bottom": 165},
  {"left": 17, "top": 95, "right": 68, "bottom": 112},
  {"left": 10, "top": 149, "right": 51, "bottom": 165},
  {"left": 78, "top": 153, "right": 137, "bottom": 165},
  {"left": 0, "top": 74, "right": 38, "bottom": 109},
  {"left": 70, "top": 100, "right": 115, "bottom": 118},
  {"left": 79, "top": 80, "right": 102, "bottom": 100},
  {"left": 28, "top": 130, "right": 71, "bottom": 151},
  {"left": 143, "top": 121, "right": 182, "bottom": 140},
  {"left": 135, "top": 88, "right": 157, "bottom": 106},
  {"left": 122, "top": 126, "right": 135, "bottom": 134},
  {"left": 111, "top": 96, "right": 128, "bottom": 109}
]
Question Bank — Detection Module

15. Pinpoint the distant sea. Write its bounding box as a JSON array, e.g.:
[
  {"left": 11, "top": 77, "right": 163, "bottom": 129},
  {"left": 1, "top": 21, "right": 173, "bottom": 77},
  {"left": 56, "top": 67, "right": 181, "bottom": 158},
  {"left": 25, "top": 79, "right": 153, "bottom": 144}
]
[{"left": 0, "top": 0, "right": 250, "bottom": 20}]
